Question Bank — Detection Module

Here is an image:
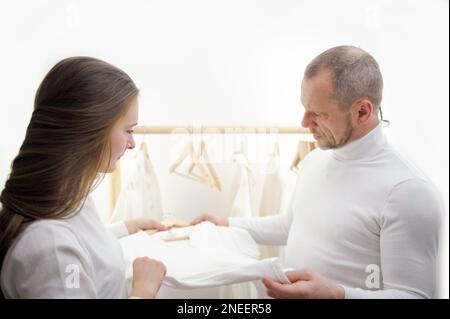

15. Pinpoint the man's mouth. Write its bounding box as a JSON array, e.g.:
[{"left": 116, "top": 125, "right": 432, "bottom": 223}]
[{"left": 311, "top": 130, "right": 322, "bottom": 139}]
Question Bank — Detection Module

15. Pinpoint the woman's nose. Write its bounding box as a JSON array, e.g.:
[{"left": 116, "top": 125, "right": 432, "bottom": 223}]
[{"left": 127, "top": 136, "right": 136, "bottom": 150}]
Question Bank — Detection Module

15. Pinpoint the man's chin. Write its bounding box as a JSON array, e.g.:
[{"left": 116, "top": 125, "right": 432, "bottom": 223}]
[
  {"left": 316, "top": 143, "right": 329, "bottom": 150},
  {"left": 315, "top": 139, "right": 335, "bottom": 150}
]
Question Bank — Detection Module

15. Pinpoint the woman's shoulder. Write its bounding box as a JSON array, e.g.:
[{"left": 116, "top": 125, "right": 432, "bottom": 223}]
[
  {"left": 1, "top": 218, "right": 96, "bottom": 299},
  {"left": 7, "top": 218, "right": 83, "bottom": 261},
  {"left": 6, "top": 196, "right": 100, "bottom": 263},
  {"left": 24, "top": 217, "right": 77, "bottom": 236}
]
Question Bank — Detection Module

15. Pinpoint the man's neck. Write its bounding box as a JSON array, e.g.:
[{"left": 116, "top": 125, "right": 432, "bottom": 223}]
[{"left": 349, "top": 118, "right": 380, "bottom": 143}]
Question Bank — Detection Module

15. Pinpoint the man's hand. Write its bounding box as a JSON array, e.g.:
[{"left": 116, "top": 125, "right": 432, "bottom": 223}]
[
  {"left": 124, "top": 217, "right": 171, "bottom": 235},
  {"left": 262, "top": 268, "right": 345, "bottom": 299},
  {"left": 190, "top": 213, "right": 229, "bottom": 226}
]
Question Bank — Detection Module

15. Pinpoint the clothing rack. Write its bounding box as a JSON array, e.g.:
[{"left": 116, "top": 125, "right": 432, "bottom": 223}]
[
  {"left": 107, "top": 125, "right": 311, "bottom": 216},
  {"left": 133, "top": 125, "right": 309, "bottom": 134}
]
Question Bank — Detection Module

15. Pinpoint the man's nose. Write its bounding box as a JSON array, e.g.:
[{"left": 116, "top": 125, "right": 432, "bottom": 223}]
[{"left": 301, "top": 113, "right": 317, "bottom": 129}]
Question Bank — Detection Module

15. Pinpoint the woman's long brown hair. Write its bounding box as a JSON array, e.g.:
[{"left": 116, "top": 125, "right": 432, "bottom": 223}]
[{"left": 0, "top": 57, "right": 139, "bottom": 280}]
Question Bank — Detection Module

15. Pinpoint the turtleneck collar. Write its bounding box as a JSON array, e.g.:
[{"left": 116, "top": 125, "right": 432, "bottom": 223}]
[{"left": 332, "top": 122, "right": 387, "bottom": 161}]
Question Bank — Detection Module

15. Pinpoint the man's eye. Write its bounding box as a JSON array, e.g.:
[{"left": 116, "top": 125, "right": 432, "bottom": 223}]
[{"left": 314, "top": 112, "right": 328, "bottom": 120}]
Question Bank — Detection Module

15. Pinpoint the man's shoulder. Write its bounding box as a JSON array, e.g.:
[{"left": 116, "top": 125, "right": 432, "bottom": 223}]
[
  {"left": 383, "top": 144, "right": 430, "bottom": 182},
  {"left": 382, "top": 146, "right": 443, "bottom": 213}
]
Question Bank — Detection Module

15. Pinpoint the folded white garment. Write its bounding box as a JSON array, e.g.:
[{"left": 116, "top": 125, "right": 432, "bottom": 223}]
[
  {"left": 119, "top": 222, "right": 290, "bottom": 294},
  {"left": 163, "top": 256, "right": 289, "bottom": 289},
  {"left": 189, "top": 221, "right": 260, "bottom": 259}
]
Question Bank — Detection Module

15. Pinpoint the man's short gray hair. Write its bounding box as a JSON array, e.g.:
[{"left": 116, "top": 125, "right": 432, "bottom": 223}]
[{"left": 304, "top": 45, "right": 383, "bottom": 112}]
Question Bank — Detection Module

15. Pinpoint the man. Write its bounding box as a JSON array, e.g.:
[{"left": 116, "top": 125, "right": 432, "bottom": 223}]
[{"left": 191, "top": 46, "right": 443, "bottom": 298}]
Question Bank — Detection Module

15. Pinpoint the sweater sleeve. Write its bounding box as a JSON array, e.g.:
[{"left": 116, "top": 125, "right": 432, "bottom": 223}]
[
  {"left": 1, "top": 223, "right": 98, "bottom": 298},
  {"left": 106, "top": 221, "right": 129, "bottom": 238},
  {"left": 343, "top": 178, "right": 443, "bottom": 299},
  {"left": 228, "top": 190, "right": 295, "bottom": 245}
]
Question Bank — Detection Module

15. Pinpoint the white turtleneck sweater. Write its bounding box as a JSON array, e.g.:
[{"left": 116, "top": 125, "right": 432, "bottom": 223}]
[{"left": 230, "top": 123, "right": 443, "bottom": 299}]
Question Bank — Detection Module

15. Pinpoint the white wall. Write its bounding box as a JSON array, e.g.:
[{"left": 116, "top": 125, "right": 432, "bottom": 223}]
[{"left": 0, "top": 0, "right": 448, "bottom": 298}]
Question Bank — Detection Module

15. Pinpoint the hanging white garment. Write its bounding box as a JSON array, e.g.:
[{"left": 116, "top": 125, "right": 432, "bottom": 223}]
[
  {"left": 228, "top": 153, "right": 258, "bottom": 219},
  {"left": 119, "top": 222, "right": 290, "bottom": 298},
  {"left": 110, "top": 142, "right": 163, "bottom": 222},
  {"left": 223, "top": 152, "right": 260, "bottom": 298},
  {"left": 258, "top": 147, "right": 283, "bottom": 259}
]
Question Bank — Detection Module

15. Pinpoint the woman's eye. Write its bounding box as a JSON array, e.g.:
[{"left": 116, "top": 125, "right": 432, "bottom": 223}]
[{"left": 126, "top": 130, "right": 134, "bottom": 134}]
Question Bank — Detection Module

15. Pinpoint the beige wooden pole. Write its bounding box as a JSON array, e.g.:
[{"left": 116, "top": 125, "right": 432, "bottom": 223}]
[{"left": 133, "top": 125, "right": 309, "bottom": 135}]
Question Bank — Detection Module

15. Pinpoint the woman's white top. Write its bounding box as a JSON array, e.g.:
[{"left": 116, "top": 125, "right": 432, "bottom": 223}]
[{"left": 1, "top": 197, "right": 130, "bottom": 298}]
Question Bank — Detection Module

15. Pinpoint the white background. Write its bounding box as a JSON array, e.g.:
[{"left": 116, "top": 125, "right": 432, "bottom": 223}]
[{"left": 0, "top": 0, "right": 448, "bottom": 298}]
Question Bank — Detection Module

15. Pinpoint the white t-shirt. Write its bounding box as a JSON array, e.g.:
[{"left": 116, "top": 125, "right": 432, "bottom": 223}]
[
  {"left": 119, "top": 222, "right": 290, "bottom": 294},
  {"left": 1, "top": 197, "right": 130, "bottom": 298},
  {"left": 230, "top": 123, "right": 444, "bottom": 298}
]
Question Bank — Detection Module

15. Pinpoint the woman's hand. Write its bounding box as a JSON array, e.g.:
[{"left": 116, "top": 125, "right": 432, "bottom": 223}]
[
  {"left": 190, "top": 213, "right": 229, "bottom": 226},
  {"left": 130, "top": 257, "right": 167, "bottom": 299},
  {"left": 124, "top": 217, "right": 171, "bottom": 235}
]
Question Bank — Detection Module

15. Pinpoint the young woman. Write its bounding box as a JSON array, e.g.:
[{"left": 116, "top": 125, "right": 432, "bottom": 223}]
[{"left": 0, "top": 57, "right": 170, "bottom": 298}]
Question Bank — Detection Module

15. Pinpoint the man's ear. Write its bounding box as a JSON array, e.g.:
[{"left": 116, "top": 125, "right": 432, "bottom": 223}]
[{"left": 355, "top": 98, "right": 373, "bottom": 124}]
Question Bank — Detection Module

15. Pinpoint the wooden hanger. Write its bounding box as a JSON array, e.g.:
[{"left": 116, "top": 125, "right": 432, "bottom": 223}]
[
  {"left": 187, "top": 141, "right": 215, "bottom": 187},
  {"left": 188, "top": 141, "right": 221, "bottom": 191},
  {"left": 169, "top": 141, "right": 213, "bottom": 186},
  {"left": 290, "top": 141, "right": 316, "bottom": 173},
  {"left": 188, "top": 141, "right": 222, "bottom": 191}
]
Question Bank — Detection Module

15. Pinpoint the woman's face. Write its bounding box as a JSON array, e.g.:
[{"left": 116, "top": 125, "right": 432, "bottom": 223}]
[{"left": 102, "top": 98, "right": 139, "bottom": 173}]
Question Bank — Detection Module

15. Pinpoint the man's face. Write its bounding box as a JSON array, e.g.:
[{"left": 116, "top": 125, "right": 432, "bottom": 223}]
[{"left": 300, "top": 71, "right": 355, "bottom": 150}]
